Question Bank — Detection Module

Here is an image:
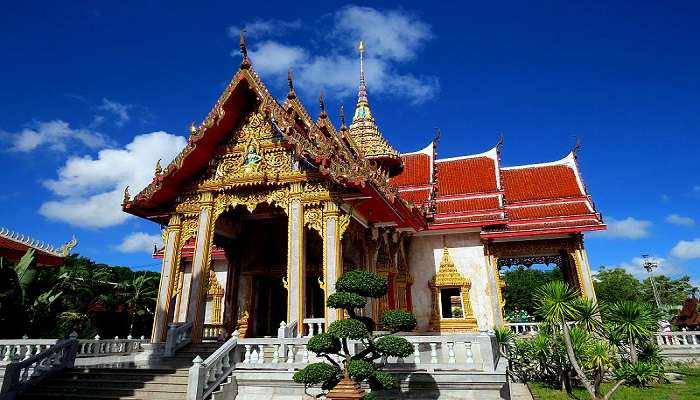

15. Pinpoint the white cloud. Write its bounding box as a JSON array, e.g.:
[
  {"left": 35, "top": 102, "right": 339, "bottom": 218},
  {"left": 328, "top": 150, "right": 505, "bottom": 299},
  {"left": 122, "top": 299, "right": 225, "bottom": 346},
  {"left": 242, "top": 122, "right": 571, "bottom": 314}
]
[
  {"left": 231, "top": 5, "right": 439, "bottom": 104},
  {"left": 39, "top": 131, "right": 186, "bottom": 228},
  {"left": 671, "top": 238, "right": 700, "bottom": 260},
  {"left": 228, "top": 18, "right": 302, "bottom": 38},
  {"left": 7, "top": 120, "right": 111, "bottom": 152},
  {"left": 98, "top": 98, "right": 131, "bottom": 127},
  {"left": 601, "top": 255, "right": 684, "bottom": 281},
  {"left": 665, "top": 214, "right": 695, "bottom": 227},
  {"left": 589, "top": 216, "right": 653, "bottom": 239},
  {"left": 115, "top": 232, "right": 162, "bottom": 253}
]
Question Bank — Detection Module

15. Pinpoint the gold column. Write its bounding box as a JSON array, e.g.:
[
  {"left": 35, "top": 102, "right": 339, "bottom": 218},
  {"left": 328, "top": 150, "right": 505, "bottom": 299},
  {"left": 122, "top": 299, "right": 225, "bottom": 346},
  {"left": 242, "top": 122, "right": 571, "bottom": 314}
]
[
  {"left": 571, "top": 235, "right": 596, "bottom": 300},
  {"left": 151, "top": 215, "right": 181, "bottom": 342},
  {"left": 186, "top": 192, "right": 215, "bottom": 342}
]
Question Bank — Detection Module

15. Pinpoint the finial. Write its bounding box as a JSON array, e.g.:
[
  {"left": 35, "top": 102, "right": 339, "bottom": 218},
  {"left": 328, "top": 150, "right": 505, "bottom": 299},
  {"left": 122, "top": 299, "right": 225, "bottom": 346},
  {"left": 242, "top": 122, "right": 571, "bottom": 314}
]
[
  {"left": 123, "top": 186, "right": 130, "bottom": 204},
  {"left": 433, "top": 128, "right": 442, "bottom": 145},
  {"left": 59, "top": 235, "right": 78, "bottom": 257},
  {"left": 357, "top": 40, "right": 367, "bottom": 103},
  {"left": 239, "top": 30, "right": 250, "bottom": 69},
  {"left": 155, "top": 159, "right": 162, "bottom": 175},
  {"left": 339, "top": 105, "right": 347, "bottom": 129},
  {"left": 496, "top": 133, "right": 504, "bottom": 150},
  {"left": 287, "top": 67, "right": 296, "bottom": 99},
  {"left": 572, "top": 136, "right": 581, "bottom": 157},
  {"left": 319, "top": 93, "right": 327, "bottom": 118},
  {"left": 189, "top": 122, "right": 197, "bottom": 138}
]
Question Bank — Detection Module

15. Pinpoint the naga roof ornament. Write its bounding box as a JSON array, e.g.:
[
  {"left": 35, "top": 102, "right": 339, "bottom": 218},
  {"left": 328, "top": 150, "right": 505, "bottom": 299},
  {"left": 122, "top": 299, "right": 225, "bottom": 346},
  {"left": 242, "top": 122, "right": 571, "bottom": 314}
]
[{"left": 348, "top": 41, "right": 402, "bottom": 176}]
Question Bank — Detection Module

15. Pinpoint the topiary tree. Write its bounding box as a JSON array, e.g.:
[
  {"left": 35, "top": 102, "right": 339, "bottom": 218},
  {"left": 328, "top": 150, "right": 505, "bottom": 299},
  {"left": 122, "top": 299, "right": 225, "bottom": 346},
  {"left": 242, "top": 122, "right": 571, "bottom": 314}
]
[{"left": 293, "top": 271, "right": 417, "bottom": 398}]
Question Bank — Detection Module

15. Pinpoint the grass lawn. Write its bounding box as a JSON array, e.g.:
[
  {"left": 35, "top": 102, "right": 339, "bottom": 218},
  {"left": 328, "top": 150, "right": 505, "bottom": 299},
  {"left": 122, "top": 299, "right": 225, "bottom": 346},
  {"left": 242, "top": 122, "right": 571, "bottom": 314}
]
[{"left": 529, "top": 367, "right": 700, "bottom": 400}]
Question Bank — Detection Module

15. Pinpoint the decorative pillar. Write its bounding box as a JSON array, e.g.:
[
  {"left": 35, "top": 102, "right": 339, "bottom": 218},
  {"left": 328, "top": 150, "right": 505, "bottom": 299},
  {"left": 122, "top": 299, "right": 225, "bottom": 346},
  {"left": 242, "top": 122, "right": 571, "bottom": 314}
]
[
  {"left": 323, "top": 201, "right": 343, "bottom": 326},
  {"left": 572, "top": 235, "right": 596, "bottom": 300},
  {"left": 151, "top": 215, "right": 181, "bottom": 342},
  {"left": 484, "top": 245, "right": 505, "bottom": 326},
  {"left": 186, "top": 192, "right": 215, "bottom": 342},
  {"left": 287, "top": 183, "right": 306, "bottom": 336}
]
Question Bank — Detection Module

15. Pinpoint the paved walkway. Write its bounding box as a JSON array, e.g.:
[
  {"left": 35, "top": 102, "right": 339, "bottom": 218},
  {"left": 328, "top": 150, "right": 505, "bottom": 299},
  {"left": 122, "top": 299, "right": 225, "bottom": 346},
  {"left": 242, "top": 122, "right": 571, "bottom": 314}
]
[{"left": 510, "top": 382, "right": 534, "bottom": 400}]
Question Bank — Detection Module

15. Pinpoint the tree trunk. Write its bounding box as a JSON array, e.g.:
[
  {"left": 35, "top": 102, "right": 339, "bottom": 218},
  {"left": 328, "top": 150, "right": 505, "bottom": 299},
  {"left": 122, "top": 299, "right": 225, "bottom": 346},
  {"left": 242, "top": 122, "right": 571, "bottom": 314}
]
[
  {"left": 629, "top": 334, "right": 638, "bottom": 363},
  {"left": 561, "top": 318, "right": 598, "bottom": 400}
]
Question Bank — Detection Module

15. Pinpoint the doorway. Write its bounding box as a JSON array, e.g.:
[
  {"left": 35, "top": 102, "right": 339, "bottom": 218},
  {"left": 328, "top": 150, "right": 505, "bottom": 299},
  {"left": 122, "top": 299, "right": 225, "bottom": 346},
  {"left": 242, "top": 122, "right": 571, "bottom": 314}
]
[{"left": 250, "top": 276, "right": 287, "bottom": 337}]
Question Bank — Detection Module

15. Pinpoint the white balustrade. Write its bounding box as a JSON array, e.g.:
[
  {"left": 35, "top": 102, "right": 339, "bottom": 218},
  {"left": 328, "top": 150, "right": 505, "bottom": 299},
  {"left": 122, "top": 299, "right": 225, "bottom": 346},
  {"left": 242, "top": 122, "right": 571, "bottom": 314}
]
[
  {"left": 203, "top": 324, "right": 225, "bottom": 341},
  {"left": 165, "top": 321, "right": 193, "bottom": 356},
  {"left": 505, "top": 322, "right": 540, "bottom": 335},
  {"left": 656, "top": 331, "right": 700, "bottom": 348},
  {"left": 0, "top": 339, "right": 58, "bottom": 364},
  {"left": 303, "top": 318, "right": 325, "bottom": 337},
  {"left": 187, "top": 330, "right": 239, "bottom": 400},
  {"left": 75, "top": 335, "right": 148, "bottom": 358}
]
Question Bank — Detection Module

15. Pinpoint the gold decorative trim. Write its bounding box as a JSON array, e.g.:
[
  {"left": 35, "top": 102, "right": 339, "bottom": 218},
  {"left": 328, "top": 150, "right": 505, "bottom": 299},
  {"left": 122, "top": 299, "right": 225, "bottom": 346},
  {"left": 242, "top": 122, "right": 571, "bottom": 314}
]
[{"left": 429, "top": 244, "right": 478, "bottom": 332}]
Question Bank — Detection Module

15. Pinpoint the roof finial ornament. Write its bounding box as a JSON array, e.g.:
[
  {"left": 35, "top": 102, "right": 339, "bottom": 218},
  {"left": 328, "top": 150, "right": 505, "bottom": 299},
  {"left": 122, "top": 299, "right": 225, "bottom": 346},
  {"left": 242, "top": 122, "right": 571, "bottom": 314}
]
[
  {"left": 239, "top": 30, "right": 250, "bottom": 69},
  {"left": 357, "top": 40, "right": 368, "bottom": 103},
  {"left": 433, "top": 127, "right": 442, "bottom": 145},
  {"left": 155, "top": 159, "right": 162, "bottom": 175},
  {"left": 287, "top": 67, "right": 296, "bottom": 99},
  {"left": 339, "top": 105, "right": 347, "bottom": 130},
  {"left": 572, "top": 136, "right": 582, "bottom": 157},
  {"left": 123, "top": 186, "right": 130, "bottom": 205},
  {"left": 496, "top": 133, "right": 505, "bottom": 150},
  {"left": 319, "top": 93, "right": 327, "bottom": 118},
  {"left": 189, "top": 122, "right": 197, "bottom": 139}
]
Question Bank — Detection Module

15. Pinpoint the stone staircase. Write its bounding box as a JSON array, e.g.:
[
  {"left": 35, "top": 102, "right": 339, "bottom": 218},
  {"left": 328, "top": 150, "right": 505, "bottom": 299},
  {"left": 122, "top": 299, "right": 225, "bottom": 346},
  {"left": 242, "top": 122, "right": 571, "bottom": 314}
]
[{"left": 19, "top": 343, "right": 222, "bottom": 400}]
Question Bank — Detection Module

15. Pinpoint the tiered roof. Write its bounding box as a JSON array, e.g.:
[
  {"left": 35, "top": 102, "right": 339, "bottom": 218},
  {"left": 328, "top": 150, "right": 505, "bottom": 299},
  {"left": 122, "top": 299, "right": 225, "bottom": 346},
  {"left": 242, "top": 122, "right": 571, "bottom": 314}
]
[{"left": 391, "top": 143, "right": 605, "bottom": 237}]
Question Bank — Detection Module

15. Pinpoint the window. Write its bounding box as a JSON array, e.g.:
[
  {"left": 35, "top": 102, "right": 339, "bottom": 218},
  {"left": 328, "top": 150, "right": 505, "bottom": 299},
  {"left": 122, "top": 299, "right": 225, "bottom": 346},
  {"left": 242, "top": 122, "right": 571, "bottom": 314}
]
[{"left": 439, "top": 288, "right": 463, "bottom": 319}]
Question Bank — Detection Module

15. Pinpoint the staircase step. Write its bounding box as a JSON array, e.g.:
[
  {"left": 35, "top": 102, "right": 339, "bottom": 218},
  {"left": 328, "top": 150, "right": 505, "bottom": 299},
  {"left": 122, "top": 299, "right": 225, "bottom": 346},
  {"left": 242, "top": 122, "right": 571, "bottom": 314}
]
[{"left": 47, "top": 378, "right": 188, "bottom": 389}]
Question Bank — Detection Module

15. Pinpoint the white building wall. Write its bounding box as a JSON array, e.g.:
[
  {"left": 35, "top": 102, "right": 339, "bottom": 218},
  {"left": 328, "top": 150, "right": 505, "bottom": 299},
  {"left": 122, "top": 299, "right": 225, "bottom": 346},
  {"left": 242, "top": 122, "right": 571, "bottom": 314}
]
[{"left": 408, "top": 232, "right": 495, "bottom": 332}]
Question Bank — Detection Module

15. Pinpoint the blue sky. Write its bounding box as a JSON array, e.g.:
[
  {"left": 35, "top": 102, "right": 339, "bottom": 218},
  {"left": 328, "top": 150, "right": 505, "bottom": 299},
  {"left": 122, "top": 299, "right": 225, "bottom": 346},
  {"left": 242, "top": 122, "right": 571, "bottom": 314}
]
[{"left": 1, "top": 2, "right": 698, "bottom": 280}]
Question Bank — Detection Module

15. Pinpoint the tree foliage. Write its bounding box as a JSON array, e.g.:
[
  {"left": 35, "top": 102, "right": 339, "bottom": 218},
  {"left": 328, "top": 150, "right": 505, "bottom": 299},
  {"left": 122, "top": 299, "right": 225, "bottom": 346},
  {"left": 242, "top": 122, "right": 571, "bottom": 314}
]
[
  {"left": 502, "top": 266, "right": 563, "bottom": 317},
  {"left": 293, "top": 270, "right": 416, "bottom": 398}
]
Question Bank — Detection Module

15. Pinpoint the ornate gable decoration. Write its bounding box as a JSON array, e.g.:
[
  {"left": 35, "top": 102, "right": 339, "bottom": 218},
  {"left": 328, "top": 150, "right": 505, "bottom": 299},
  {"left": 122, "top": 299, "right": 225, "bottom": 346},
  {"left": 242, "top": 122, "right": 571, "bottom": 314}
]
[{"left": 429, "top": 243, "right": 478, "bottom": 332}]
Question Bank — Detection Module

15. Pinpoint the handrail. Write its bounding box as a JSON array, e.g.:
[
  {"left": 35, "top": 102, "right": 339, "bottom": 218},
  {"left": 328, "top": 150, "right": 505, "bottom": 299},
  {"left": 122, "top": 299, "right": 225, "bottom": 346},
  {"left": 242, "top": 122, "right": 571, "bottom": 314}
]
[
  {"left": 1, "top": 339, "right": 59, "bottom": 363},
  {"left": 165, "top": 321, "right": 193, "bottom": 357},
  {"left": 186, "top": 331, "right": 239, "bottom": 400},
  {"left": 76, "top": 335, "right": 149, "bottom": 358},
  {"left": 0, "top": 334, "right": 79, "bottom": 400}
]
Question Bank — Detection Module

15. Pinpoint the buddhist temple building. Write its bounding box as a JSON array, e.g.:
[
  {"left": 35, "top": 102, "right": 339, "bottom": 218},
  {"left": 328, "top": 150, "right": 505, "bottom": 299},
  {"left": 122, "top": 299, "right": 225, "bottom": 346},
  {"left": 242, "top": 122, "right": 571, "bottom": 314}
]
[
  {"left": 124, "top": 37, "right": 605, "bottom": 343},
  {"left": 0, "top": 227, "right": 77, "bottom": 266}
]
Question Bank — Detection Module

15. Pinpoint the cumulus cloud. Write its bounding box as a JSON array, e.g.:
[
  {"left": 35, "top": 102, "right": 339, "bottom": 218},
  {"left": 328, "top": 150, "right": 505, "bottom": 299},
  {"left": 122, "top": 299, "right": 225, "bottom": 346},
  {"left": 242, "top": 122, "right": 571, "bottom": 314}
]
[
  {"left": 228, "top": 18, "right": 302, "bottom": 38},
  {"left": 665, "top": 214, "right": 695, "bottom": 227},
  {"left": 98, "top": 98, "right": 131, "bottom": 127},
  {"left": 671, "top": 238, "right": 700, "bottom": 260},
  {"left": 39, "top": 131, "right": 186, "bottom": 228},
  {"left": 230, "top": 5, "right": 439, "bottom": 104},
  {"left": 115, "top": 232, "right": 163, "bottom": 253},
  {"left": 601, "top": 255, "right": 684, "bottom": 281},
  {"left": 589, "top": 217, "right": 653, "bottom": 239},
  {"left": 6, "top": 120, "right": 111, "bottom": 152}
]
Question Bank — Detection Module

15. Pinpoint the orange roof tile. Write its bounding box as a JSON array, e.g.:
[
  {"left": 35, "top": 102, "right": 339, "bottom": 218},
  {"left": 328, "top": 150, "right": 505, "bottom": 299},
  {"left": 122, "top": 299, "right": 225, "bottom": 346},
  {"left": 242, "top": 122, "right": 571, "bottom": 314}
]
[
  {"left": 436, "top": 157, "right": 498, "bottom": 195},
  {"left": 436, "top": 196, "right": 500, "bottom": 214},
  {"left": 391, "top": 153, "right": 431, "bottom": 186},
  {"left": 502, "top": 165, "right": 583, "bottom": 202},
  {"left": 399, "top": 188, "right": 431, "bottom": 204},
  {"left": 507, "top": 202, "right": 591, "bottom": 220}
]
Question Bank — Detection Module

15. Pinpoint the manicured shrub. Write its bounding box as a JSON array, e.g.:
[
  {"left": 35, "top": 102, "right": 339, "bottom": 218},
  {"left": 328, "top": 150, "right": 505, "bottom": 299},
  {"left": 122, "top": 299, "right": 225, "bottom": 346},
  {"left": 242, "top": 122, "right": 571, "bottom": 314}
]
[
  {"left": 369, "top": 371, "right": 399, "bottom": 390},
  {"left": 293, "top": 362, "right": 340, "bottom": 385},
  {"left": 307, "top": 333, "right": 341, "bottom": 355},
  {"left": 382, "top": 309, "right": 417, "bottom": 332},
  {"left": 353, "top": 315, "right": 376, "bottom": 332},
  {"left": 327, "top": 291, "right": 367, "bottom": 310},
  {"left": 348, "top": 359, "right": 376, "bottom": 381},
  {"left": 327, "top": 318, "right": 369, "bottom": 339},
  {"left": 336, "top": 271, "right": 388, "bottom": 298},
  {"left": 375, "top": 336, "right": 414, "bottom": 358}
]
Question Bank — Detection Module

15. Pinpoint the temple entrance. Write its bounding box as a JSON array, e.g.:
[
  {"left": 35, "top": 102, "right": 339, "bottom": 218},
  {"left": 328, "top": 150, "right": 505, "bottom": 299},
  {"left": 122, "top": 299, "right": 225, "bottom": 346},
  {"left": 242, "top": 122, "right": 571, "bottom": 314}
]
[{"left": 250, "top": 276, "right": 287, "bottom": 337}]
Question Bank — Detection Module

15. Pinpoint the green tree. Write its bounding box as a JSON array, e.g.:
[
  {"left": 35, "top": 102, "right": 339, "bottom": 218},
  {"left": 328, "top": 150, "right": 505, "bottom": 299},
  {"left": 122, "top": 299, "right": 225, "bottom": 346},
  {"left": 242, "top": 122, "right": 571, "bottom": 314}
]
[
  {"left": 593, "top": 267, "right": 641, "bottom": 304},
  {"left": 502, "top": 266, "right": 563, "bottom": 318},
  {"left": 293, "top": 271, "right": 417, "bottom": 398},
  {"left": 641, "top": 275, "right": 694, "bottom": 309},
  {"left": 119, "top": 273, "right": 158, "bottom": 336}
]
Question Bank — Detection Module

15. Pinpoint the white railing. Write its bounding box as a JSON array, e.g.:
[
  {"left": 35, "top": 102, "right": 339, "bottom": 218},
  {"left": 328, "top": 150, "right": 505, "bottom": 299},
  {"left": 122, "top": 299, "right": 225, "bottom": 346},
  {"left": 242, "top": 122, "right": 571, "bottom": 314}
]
[
  {"left": 76, "top": 335, "right": 148, "bottom": 358},
  {"left": 0, "top": 338, "right": 58, "bottom": 364},
  {"left": 165, "top": 321, "right": 193, "bottom": 357},
  {"left": 656, "top": 331, "right": 700, "bottom": 348},
  {"left": 278, "top": 320, "right": 298, "bottom": 338},
  {"left": 0, "top": 334, "right": 79, "bottom": 400},
  {"left": 235, "top": 337, "right": 320, "bottom": 370},
  {"left": 203, "top": 324, "right": 225, "bottom": 341},
  {"left": 187, "top": 331, "right": 239, "bottom": 400},
  {"left": 506, "top": 322, "right": 541, "bottom": 335},
  {"left": 303, "top": 318, "right": 325, "bottom": 337}
]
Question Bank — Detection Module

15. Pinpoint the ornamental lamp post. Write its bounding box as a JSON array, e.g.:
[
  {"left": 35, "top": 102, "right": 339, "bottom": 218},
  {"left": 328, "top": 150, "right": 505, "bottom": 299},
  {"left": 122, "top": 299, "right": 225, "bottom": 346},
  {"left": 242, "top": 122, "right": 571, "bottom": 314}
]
[{"left": 642, "top": 255, "right": 662, "bottom": 309}]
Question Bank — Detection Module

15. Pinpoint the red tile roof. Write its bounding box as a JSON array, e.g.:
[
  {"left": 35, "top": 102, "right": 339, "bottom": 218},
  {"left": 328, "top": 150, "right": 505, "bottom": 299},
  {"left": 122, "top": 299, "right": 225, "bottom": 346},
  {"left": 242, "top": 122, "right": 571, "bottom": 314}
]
[
  {"left": 0, "top": 229, "right": 71, "bottom": 266},
  {"left": 507, "top": 201, "right": 591, "bottom": 220},
  {"left": 501, "top": 164, "right": 583, "bottom": 202},
  {"left": 436, "top": 157, "right": 498, "bottom": 195},
  {"left": 399, "top": 188, "right": 431, "bottom": 205},
  {"left": 390, "top": 153, "right": 431, "bottom": 186},
  {"left": 436, "top": 196, "right": 500, "bottom": 214}
]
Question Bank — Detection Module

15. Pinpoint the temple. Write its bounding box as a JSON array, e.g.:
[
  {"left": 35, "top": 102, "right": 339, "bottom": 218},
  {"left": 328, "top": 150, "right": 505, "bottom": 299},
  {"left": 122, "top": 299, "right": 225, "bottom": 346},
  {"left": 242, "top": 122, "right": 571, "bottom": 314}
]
[
  {"left": 0, "top": 227, "right": 77, "bottom": 266},
  {"left": 124, "top": 39, "right": 605, "bottom": 344}
]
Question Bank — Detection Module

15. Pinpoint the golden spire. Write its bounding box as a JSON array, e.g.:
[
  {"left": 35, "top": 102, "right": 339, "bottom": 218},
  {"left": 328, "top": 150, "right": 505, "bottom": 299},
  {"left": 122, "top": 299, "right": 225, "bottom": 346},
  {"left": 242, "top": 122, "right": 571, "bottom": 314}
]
[{"left": 358, "top": 40, "right": 367, "bottom": 103}]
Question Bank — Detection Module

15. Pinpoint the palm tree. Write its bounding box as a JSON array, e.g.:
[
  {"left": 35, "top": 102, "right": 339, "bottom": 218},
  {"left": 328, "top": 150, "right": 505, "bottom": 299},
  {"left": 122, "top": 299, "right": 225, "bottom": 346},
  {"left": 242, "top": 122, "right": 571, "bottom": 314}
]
[
  {"left": 605, "top": 301, "right": 657, "bottom": 363},
  {"left": 118, "top": 273, "right": 158, "bottom": 336}
]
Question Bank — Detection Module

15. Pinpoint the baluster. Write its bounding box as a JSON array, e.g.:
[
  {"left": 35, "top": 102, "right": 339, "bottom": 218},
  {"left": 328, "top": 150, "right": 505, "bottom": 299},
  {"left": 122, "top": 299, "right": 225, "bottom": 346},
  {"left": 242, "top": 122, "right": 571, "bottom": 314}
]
[
  {"left": 250, "top": 347, "right": 259, "bottom": 364},
  {"left": 287, "top": 345, "right": 295, "bottom": 363},
  {"left": 465, "top": 342, "right": 474, "bottom": 364},
  {"left": 429, "top": 343, "right": 438, "bottom": 364},
  {"left": 272, "top": 344, "right": 280, "bottom": 363},
  {"left": 447, "top": 342, "right": 456, "bottom": 364},
  {"left": 23, "top": 344, "right": 32, "bottom": 361},
  {"left": 381, "top": 354, "right": 388, "bottom": 365},
  {"left": 4, "top": 345, "right": 14, "bottom": 362},
  {"left": 317, "top": 322, "right": 324, "bottom": 334},
  {"left": 207, "top": 361, "right": 218, "bottom": 383},
  {"left": 257, "top": 345, "right": 265, "bottom": 364},
  {"left": 302, "top": 345, "right": 309, "bottom": 363},
  {"left": 243, "top": 345, "right": 251, "bottom": 364},
  {"left": 413, "top": 343, "right": 421, "bottom": 364}
]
